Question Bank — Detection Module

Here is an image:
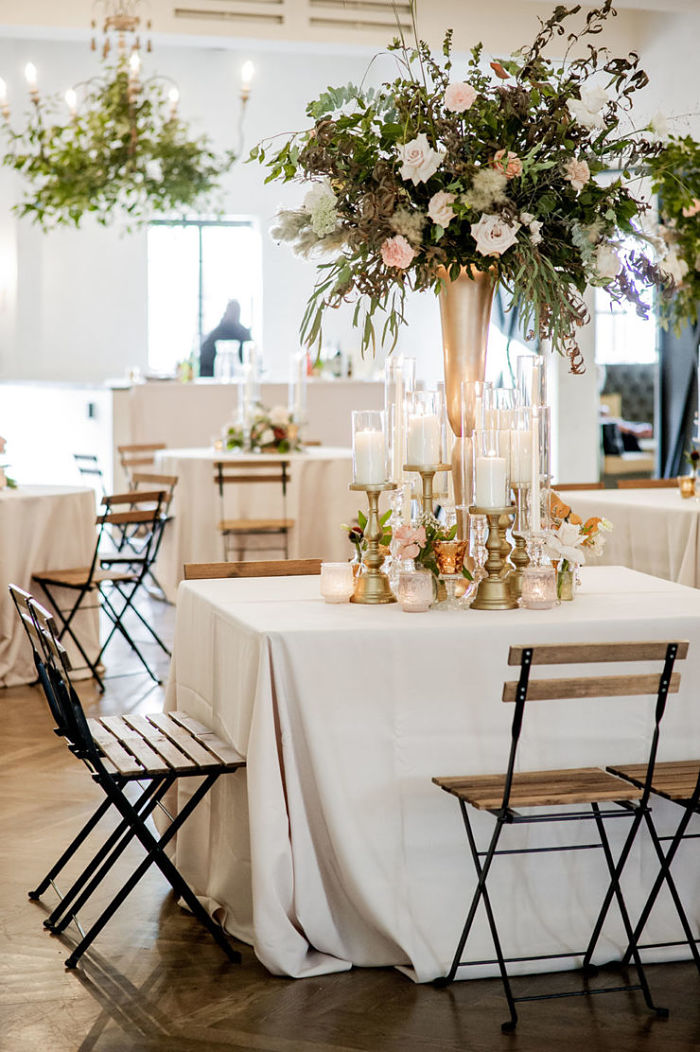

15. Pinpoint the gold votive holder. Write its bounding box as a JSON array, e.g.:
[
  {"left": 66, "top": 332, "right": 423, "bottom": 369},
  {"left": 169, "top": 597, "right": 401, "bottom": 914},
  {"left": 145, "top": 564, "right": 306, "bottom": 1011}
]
[
  {"left": 349, "top": 481, "right": 397, "bottom": 604},
  {"left": 679, "top": 475, "right": 695, "bottom": 499},
  {"left": 469, "top": 505, "right": 519, "bottom": 611}
]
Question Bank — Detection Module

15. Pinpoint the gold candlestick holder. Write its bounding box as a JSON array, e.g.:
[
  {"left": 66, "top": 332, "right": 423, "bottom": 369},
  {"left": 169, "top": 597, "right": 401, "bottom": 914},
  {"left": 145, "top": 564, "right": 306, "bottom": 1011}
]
[
  {"left": 349, "top": 482, "right": 397, "bottom": 604},
  {"left": 404, "top": 463, "right": 452, "bottom": 520},
  {"left": 509, "top": 484, "right": 531, "bottom": 600},
  {"left": 469, "top": 505, "right": 519, "bottom": 610}
]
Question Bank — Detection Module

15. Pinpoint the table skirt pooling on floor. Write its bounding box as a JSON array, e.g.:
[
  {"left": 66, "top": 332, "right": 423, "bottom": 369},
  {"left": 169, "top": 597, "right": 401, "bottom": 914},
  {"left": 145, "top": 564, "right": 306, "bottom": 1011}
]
[{"left": 164, "top": 566, "right": 700, "bottom": 981}]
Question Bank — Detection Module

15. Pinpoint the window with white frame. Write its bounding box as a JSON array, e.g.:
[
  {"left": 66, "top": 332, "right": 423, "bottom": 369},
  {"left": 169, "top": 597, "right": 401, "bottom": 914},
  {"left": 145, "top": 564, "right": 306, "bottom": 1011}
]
[{"left": 147, "top": 218, "right": 262, "bottom": 374}]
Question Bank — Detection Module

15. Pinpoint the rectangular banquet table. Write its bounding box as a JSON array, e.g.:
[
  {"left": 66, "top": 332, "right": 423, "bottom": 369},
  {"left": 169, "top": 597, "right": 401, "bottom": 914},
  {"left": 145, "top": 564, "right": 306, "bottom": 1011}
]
[
  {"left": 164, "top": 565, "right": 700, "bottom": 981},
  {"left": 154, "top": 446, "right": 359, "bottom": 601},
  {"left": 0, "top": 484, "right": 99, "bottom": 685},
  {"left": 568, "top": 487, "right": 700, "bottom": 587}
]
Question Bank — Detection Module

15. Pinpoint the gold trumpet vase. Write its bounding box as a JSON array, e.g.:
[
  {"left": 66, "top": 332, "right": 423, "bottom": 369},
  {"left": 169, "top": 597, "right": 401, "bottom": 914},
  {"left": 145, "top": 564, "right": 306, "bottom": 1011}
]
[{"left": 438, "top": 266, "right": 497, "bottom": 519}]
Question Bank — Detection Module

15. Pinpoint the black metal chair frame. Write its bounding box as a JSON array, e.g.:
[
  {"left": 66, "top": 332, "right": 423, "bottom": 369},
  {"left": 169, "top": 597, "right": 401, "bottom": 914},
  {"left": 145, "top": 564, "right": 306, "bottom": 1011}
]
[
  {"left": 74, "top": 452, "right": 107, "bottom": 497},
  {"left": 10, "top": 585, "right": 243, "bottom": 971},
  {"left": 33, "top": 491, "right": 169, "bottom": 690},
  {"left": 215, "top": 459, "right": 292, "bottom": 562},
  {"left": 594, "top": 766, "right": 700, "bottom": 974},
  {"left": 435, "top": 642, "right": 682, "bottom": 1032}
]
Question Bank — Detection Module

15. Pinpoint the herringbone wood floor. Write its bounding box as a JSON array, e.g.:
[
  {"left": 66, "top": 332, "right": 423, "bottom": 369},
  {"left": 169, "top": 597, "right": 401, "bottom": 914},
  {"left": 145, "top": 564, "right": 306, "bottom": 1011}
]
[{"left": 2, "top": 599, "right": 700, "bottom": 1052}]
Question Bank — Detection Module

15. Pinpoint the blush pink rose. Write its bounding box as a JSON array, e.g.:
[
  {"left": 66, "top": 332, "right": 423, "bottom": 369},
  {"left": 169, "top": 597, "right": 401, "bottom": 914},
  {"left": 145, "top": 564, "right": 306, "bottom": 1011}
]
[
  {"left": 492, "top": 149, "right": 522, "bottom": 180},
  {"left": 564, "top": 157, "right": 591, "bottom": 192},
  {"left": 682, "top": 198, "right": 700, "bottom": 218},
  {"left": 428, "top": 190, "right": 456, "bottom": 228},
  {"left": 394, "top": 524, "right": 426, "bottom": 560},
  {"left": 444, "top": 82, "right": 477, "bottom": 113},
  {"left": 380, "top": 234, "right": 416, "bottom": 269}
]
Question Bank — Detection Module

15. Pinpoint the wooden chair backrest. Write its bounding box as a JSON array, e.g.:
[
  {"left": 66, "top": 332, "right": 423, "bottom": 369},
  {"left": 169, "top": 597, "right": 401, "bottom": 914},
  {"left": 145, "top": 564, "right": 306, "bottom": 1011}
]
[
  {"left": 132, "top": 473, "right": 177, "bottom": 509},
  {"left": 118, "top": 443, "right": 166, "bottom": 476},
  {"left": 214, "top": 460, "right": 290, "bottom": 489},
  {"left": 552, "top": 482, "right": 604, "bottom": 491},
  {"left": 617, "top": 478, "right": 677, "bottom": 489},
  {"left": 184, "top": 558, "right": 322, "bottom": 580},
  {"left": 503, "top": 641, "right": 687, "bottom": 703}
]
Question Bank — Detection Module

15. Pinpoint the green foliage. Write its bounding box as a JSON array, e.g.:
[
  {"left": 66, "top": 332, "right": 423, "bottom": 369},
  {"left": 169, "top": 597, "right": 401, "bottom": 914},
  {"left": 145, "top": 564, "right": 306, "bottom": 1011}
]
[
  {"left": 646, "top": 135, "right": 700, "bottom": 333},
  {"left": 1, "top": 57, "right": 235, "bottom": 230}
]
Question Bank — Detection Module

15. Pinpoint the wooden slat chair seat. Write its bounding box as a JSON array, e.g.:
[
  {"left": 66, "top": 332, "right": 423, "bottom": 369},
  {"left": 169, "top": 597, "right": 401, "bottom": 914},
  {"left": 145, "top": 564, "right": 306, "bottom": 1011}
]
[
  {"left": 9, "top": 585, "right": 244, "bottom": 972},
  {"left": 214, "top": 460, "right": 294, "bottom": 562},
  {"left": 35, "top": 566, "right": 137, "bottom": 587},
  {"left": 607, "top": 760, "right": 700, "bottom": 802},
  {"left": 434, "top": 768, "right": 643, "bottom": 811},
  {"left": 184, "top": 558, "right": 322, "bottom": 580},
  {"left": 432, "top": 638, "right": 687, "bottom": 1033}
]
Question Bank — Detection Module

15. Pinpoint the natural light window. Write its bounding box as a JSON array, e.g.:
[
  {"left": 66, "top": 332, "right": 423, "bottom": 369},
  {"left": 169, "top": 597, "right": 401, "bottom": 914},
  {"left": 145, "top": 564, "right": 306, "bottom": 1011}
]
[
  {"left": 147, "top": 218, "right": 262, "bottom": 374},
  {"left": 594, "top": 287, "right": 658, "bottom": 366}
]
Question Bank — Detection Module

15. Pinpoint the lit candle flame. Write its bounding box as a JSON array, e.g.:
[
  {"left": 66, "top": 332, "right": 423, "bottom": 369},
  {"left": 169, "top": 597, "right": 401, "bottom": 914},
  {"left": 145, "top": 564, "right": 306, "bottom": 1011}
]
[
  {"left": 240, "top": 60, "right": 254, "bottom": 93},
  {"left": 65, "top": 88, "right": 77, "bottom": 114},
  {"left": 24, "top": 62, "right": 38, "bottom": 90}
]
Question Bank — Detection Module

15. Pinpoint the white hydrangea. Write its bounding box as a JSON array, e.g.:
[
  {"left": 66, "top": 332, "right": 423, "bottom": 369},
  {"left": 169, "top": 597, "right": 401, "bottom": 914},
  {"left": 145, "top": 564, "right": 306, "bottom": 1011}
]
[{"left": 303, "top": 181, "right": 338, "bottom": 237}]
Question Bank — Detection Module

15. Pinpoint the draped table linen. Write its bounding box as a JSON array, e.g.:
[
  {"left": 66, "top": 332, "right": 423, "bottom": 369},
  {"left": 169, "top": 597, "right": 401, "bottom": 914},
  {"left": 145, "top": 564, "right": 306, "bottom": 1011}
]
[
  {"left": 570, "top": 488, "right": 700, "bottom": 587},
  {"left": 0, "top": 485, "right": 99, "bottom": 685},
  {"left": 165, "top": 566, "right": 700, "bottom": 981},
  {"left": 154, "top": 447, "right": 358, "bottom": 601}
]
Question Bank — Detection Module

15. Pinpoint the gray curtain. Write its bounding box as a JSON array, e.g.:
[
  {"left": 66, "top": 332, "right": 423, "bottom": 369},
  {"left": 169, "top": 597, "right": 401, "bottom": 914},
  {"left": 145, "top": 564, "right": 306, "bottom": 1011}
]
[{"left": 659, "top": 314, "right": 699, "bottom": 477}]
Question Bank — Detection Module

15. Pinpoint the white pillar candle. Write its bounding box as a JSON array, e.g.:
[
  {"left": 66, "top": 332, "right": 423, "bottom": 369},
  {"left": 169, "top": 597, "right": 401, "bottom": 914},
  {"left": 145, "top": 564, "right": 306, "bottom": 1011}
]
[
  {"left": 510, "top": 429, "right": 532, "bottom": 485},
  {"left": 407, "top": 414, "right": 440, "bottom": 466},
  {"left": 530, "top": 409, "right": 541, "bottom": 531},
  {"left": 475, "top": 454, "right": 506, "bottom": 509},
  {"left": 354, "top": 430, "right": 385, "bottom": 484}
]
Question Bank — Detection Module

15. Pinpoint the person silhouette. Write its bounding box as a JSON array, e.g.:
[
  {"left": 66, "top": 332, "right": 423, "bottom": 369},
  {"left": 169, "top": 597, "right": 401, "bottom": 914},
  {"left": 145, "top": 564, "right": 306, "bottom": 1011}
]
[{"left": 199, "top": 300, "right": 252, "bottom": 377}]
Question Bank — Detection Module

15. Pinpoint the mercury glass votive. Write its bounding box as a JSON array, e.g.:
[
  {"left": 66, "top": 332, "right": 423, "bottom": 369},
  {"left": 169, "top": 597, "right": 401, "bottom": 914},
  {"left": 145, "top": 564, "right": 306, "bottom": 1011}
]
[
  {"left": 320, "top": 562, "right": 355, "bottom": 603},
  {"left": 520, "top": 563, "right": 557, "bottom": 609},
  {"left": 398, "top": 569, "right": 434, "bottom": 613}
]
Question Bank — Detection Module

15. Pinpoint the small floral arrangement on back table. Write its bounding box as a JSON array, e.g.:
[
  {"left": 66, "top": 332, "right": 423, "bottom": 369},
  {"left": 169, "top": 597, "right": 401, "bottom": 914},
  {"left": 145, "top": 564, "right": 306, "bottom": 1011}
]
[
  {"left": 548, "top": 492, "right": 613, "bottom": 596},
  {"left": 260, "top": 0, "right": 670, "bottom": 372},
  {"left": 0, "top": 436, "right": 17, "bottom": 489},
  {"left": 226, "top": 405, "right": 302, "bottom": 454}
]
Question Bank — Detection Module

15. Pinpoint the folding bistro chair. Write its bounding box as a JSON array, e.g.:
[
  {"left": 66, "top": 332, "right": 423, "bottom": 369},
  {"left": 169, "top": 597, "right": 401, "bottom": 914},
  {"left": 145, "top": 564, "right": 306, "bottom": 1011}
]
[
  {"left": 112, "top": 471, "right": 178, "bottom": 601},
  {"left": 74, "top": 453, "right": 107, "bottom": 496},
  {"left": 10, "top": 585, "right": 244, "bottom": 970},
  {"left": 590, "top": 758, "right": 700, "bottom": 974},
  {"left": 118, "top": 443, "right": 166, "bottom": 488},
  {"left": 214, "top": 459, "right": 294, "bottom": 562},
  {"left": 433, "top": 639, "right": 687, "bottom": 1032},
  {"left": 33, "top": 490, "right": 168, "bottom": 690},
  {"left": 183, "top": 558, "right": 322, "bottom": 580}
]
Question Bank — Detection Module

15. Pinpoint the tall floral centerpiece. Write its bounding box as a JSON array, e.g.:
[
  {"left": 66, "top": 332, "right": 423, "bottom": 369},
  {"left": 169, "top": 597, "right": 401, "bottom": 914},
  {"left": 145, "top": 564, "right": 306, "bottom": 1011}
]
[{"left": 260, "top": 0, "right": 668, "bottom": 405}]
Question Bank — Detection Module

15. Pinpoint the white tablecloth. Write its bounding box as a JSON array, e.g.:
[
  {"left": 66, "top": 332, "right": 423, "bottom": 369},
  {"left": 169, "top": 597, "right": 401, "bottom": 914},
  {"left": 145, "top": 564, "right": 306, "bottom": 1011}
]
[
  {"left": 165, "top": 566, "right": 700, "bottom": 981},
  {"left": 154, "top": 447, "right": 361, "bottom": 601},
  {"left": 0, "top": 485, "right": 99, "bottom": 685},
  {"left": 570, "top": 488, "right": 700, "bottom": 587}
]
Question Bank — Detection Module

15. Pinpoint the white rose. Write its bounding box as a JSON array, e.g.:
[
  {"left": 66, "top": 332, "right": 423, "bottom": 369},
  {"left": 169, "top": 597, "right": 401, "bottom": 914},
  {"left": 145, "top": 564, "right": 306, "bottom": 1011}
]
[
  {"left": 427, "top": 190, "right": 456, "bottom": 228},
  {"left": 269, "top": 405, "right": 290, "bottom": 426},
  {"left": 303, "top": 181, "right": 336, "bottom": 212},
  {"left": 595, "top": 243, "right": 622, "bottom": 280},
  {"left": 567, "top": 82, "right": 609, "bottom": 130},
  {"left": 529, "top": 219, "right": 543, "bottom": 246},
  {"left": 648, "top": 111, "right": 670, "bottom": 139},
  {"left": 397, "top": 133, "right": 444, "bottom": 186},
  {"left": 471, "top": 214, "right": 521, "bottom": 257},
  {"left": 260, "top": 428, "right": 275, "bottom": 446}
]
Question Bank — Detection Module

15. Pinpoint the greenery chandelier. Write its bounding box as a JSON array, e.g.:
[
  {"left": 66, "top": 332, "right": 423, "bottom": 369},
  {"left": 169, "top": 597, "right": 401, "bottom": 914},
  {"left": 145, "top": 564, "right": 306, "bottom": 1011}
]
[{"left": 0, "top": 0, "right": 246, "bottom": 230}]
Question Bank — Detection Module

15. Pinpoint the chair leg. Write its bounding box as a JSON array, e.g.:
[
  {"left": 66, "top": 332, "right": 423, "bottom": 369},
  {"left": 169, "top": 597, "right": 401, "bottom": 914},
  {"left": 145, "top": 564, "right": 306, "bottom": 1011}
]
[
  {"left": 29, "top": 793, "right": 116, "bottom": 900},
  {"left": 436, "top": 805, "right": 518, "bottom": 1032},
  {"left": 621, "top": 807, "right": 700, "bottom": 975},
  {"left": 589, "top": 803, "right": 668, "bottom": 1018},
  {"left": 64, "top": 773, "right": 240, "bottom": 969},
  {"left": 110, "top": 580, "right": 171, "bottom": 655},
  {"left": 97, "top": 587, "right": 161, "bottom": 684},
  {"left": 46, "top": 779, "right": 166, "bottom": 933}
]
